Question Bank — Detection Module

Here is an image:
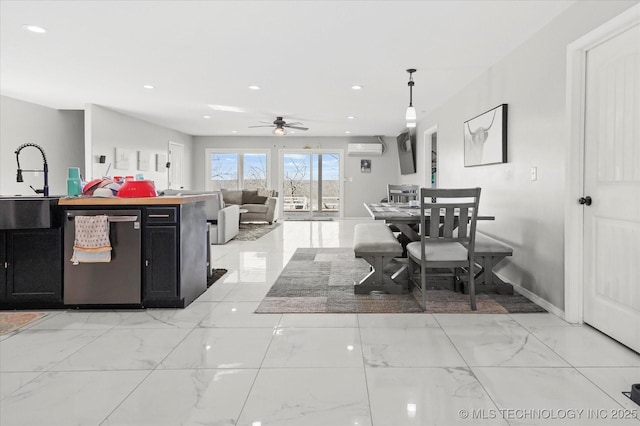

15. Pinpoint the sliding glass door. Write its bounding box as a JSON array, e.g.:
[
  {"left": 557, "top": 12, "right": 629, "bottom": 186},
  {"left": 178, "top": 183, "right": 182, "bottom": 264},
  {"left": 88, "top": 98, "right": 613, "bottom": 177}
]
[{"left": 281, "top": 151, "right": 342, "bottom": 220}]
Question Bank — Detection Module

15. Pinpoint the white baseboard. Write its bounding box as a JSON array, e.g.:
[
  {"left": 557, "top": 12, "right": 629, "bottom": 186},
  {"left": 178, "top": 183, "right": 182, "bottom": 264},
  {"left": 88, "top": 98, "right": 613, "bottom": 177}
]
[{"left": 496, "top": 272, "right": 566, "bottom": 320}]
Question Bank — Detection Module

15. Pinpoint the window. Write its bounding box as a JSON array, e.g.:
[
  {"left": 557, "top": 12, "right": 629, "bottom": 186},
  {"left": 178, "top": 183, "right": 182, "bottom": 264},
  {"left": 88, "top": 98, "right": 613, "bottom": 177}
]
[{"left": 206, "top": 150, "right": 269, "bottom": 190}]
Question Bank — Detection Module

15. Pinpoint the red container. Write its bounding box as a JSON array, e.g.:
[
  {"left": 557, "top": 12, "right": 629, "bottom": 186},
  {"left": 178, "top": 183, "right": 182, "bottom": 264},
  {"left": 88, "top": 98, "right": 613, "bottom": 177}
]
[{"left": 117, "top": 180, "right": 157, "bottom": 198}]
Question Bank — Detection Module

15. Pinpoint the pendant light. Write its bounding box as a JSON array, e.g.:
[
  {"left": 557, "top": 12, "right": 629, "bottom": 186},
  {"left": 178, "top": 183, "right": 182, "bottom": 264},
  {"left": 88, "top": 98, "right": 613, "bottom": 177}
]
[{"left": 405, "top": 68, "right": 417, "bottom": 124}]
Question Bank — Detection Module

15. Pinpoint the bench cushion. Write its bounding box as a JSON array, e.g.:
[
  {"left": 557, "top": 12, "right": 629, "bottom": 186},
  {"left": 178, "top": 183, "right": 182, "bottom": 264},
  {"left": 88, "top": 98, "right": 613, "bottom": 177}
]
[{"left": 354, "top": 223, "right": 402, "bottom": 255}]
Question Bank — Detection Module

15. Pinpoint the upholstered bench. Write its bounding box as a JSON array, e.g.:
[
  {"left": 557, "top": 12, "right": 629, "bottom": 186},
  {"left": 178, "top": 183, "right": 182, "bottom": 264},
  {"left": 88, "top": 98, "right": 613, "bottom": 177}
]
[
  {"left": 459, "top": 232, "right": 514, "bottom": 295},
  {"left": 353, "top": 223, "right": 404, "bottom": 294}
]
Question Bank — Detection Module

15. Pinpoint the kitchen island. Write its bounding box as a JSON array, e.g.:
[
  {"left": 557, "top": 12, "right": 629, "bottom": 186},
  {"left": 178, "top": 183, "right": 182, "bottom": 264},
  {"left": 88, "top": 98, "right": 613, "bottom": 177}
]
[{"left": 58, "top": 195, "right": 211, "bottom": 308}]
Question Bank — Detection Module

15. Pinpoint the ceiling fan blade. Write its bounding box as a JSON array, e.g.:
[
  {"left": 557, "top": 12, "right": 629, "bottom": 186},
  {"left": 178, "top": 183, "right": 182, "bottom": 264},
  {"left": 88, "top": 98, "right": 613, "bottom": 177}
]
[
  {"left": 286, "top": 121, "right": 303, "bottom": 126},
  {"left": 248, "top": 125, "right": 275, "bottom": 128},
  {"left": 286, "top": 126, "right": 309, "bottom": 131},
  {"left": 258, "top": 120, "right": 274, "bottom": 124}
]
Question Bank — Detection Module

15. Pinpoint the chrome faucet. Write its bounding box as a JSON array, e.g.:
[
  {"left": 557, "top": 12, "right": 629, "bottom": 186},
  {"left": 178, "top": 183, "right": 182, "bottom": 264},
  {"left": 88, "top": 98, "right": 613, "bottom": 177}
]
[{"left": 15, "top": 143, "right": 49, "bottom": 197}]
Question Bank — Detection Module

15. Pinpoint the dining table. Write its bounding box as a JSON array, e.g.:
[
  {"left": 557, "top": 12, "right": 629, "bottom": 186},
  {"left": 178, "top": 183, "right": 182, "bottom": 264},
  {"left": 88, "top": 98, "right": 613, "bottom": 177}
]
[{"left": 364, "top": 202, "right": 495, "bottom": 241}]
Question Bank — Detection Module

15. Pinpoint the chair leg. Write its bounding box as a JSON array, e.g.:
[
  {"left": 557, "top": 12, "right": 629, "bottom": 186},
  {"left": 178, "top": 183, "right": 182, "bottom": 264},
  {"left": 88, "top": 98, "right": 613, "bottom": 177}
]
[
  {"left": 420, "top": 260, "right": 427, "bottom": 311},
  {"left": 469, "top": 260, "right": 477, "bottom": 311}
]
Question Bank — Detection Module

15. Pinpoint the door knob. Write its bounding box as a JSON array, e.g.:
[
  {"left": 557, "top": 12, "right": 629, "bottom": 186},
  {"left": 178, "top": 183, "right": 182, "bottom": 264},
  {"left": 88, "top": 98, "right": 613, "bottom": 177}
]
[{"left": 578, "top": 196, "right": 592, "bottom": 206}]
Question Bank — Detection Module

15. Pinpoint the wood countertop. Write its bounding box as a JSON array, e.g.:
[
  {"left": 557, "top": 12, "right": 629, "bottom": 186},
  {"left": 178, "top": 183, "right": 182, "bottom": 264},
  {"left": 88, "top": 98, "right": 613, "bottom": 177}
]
[{"left": 58, "top": 194, "right": 213, "bottom": 206}]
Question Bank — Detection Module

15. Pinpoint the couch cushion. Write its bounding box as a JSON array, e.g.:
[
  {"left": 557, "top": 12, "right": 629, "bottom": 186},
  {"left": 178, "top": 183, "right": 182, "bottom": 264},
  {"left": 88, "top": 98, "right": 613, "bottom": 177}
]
[
  {"left": 242, "top": 189, "right": 258, "bottom": 204},
  {"left": 243, "top": 204, "right": 269, "bottom": 214},
  {"left": 221, "top": 189, "right": 243, "bottom": 205},
  {"left": 244, "top": 193, "right": 268, "bottom": 204}
]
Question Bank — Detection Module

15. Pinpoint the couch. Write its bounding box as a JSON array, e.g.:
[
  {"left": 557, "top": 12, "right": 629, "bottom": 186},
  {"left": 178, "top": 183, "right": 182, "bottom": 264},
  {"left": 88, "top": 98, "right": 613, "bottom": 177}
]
[
  {"left": 160, "top": 189, "right": 240, "bottom": 245},
  {"left": 220, "top": 188, "right": 278, "bottom": 224}
]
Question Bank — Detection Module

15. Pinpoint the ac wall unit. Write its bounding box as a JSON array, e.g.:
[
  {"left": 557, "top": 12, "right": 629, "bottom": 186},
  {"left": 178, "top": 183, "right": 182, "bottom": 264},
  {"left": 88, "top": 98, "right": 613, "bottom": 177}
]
[{"left": 347, "top": 143, "right": 383, "bottom": 156}]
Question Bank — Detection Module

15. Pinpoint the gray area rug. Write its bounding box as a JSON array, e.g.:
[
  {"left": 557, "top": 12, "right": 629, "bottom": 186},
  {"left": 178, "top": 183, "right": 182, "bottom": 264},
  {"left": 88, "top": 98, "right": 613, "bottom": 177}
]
[
  {"left": 236, "top": 222, "right": 281, "bottom": 241},
  {"left": 255, "top": 248, "right": 546, "bottom": 314}
]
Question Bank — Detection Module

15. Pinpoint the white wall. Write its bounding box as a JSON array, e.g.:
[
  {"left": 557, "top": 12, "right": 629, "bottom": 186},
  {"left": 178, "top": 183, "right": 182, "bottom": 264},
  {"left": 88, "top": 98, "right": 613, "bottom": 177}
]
[
  {"left": 0, "top": 96, "right": 84, "bottom": 196},
  {"left": 409, "top": 0, "right": 638, "bottom": 310},
  {"left": 86, "top": 104, "right": 193, "bottom": 189},
  {"left": 192, "top": 135, "right": 400, "bottom": 217}
]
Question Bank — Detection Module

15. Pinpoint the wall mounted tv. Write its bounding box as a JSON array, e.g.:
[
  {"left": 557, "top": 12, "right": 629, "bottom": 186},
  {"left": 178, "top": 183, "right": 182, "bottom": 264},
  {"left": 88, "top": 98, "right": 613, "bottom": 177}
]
[{"left": 396, "top": 129, "right": 416, "bottom": 175}]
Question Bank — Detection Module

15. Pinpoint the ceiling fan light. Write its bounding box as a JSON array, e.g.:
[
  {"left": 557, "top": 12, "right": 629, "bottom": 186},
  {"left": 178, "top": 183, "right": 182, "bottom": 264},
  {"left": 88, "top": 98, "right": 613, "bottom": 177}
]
[
  {"left": 273, "top": 127, "right": 286, "bottom": 136},
  {"left": 405, "top": 106, "right": 417, "bottom": 121}
]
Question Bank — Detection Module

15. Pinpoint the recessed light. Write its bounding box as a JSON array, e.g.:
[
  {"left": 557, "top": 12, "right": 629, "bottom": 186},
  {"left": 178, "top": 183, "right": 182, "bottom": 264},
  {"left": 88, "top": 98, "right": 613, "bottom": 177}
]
[
  {"left": 347, "top": 116, "right": 355, "bottom": 120},
  {"left": 351, "top": 85, "right": 363, "bottom": 90},
  {"left": 231, "top": 130, "right": 237, "bottom": 134},
  {"left": 345, "top": 131, "right": 351, "bottom": 134},
  {"left": 289, "top": 130, "right": 296, "bottom": 134},
  {"left": 208, "top": 104, "right": 246, "bottom": 113},
  {"left": 23, "top": 25, "right": 46, "bottom": 34},
  {"left": 143, "top": 85, "right": 155, "bottom": 89},
  {"left": 203, "top": 115, "right": 211, "bottom": 119},
  {"left": 248, "top": 85, "right": 261, "bottom": 90}
]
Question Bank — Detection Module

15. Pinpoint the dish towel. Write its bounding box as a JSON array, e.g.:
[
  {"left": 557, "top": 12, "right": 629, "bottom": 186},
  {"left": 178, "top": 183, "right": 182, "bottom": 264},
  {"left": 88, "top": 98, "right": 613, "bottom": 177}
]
[{"left": 71, "top": 215, "right": 112, "bottom": 264}]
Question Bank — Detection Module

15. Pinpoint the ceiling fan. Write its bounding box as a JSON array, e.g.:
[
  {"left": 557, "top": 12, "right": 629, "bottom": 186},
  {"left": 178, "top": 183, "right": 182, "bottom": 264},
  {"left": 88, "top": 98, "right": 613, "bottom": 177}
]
[{"left": 249, "top": 116, "right": 309, "bottom": 135}]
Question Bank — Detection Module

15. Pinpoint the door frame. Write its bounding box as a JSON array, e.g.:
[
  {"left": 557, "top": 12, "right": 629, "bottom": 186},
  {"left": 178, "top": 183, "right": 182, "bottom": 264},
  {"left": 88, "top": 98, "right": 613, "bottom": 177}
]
[
  {"left": 564, "top": 4, "right": 639, "bottom": 323},
  {"left": 167, "top": 141, "right": 184, "bottom": 190},
  {"left": 423, "top": 125, "right": 438, "bottom": 189},
  {"left": 277, "top": 148, "right": 345, "bottom": 220}
]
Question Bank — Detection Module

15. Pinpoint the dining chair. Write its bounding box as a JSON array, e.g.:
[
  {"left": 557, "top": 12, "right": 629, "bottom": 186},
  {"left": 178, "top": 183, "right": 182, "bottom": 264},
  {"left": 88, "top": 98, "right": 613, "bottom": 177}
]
[
  {"left": 406, "top": 187, "right": 481, "bottom": 311},
  {"left": 387, "top": 184, "right": 420, "bottom": 203}
]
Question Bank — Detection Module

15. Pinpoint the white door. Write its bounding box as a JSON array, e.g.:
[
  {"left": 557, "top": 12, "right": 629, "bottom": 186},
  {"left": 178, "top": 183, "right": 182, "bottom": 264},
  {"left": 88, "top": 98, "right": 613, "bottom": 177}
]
[
  {"left": 583, "top": 23, "right": 640, "bottom": 352},
  {"left": 168, "top": 141, "right": 184, "bottom": 190}
]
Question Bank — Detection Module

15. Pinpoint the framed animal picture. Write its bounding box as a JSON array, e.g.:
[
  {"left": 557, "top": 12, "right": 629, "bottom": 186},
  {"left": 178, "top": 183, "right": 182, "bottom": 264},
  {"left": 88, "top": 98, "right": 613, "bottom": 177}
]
[{"left": 464, "top": 104, "right": 508, "bottom": 167}]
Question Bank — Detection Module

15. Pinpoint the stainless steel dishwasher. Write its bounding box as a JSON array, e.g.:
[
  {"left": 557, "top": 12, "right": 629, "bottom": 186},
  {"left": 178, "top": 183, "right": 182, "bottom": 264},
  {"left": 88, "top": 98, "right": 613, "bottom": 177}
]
[{"left": 64, "top": 209, "right": 142, "bottom": 305}]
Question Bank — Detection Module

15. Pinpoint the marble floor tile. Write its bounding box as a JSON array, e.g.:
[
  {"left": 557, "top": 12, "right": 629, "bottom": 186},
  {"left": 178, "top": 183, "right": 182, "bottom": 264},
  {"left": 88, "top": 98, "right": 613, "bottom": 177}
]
[
  {"left": 114, "top": 302, "right": 216, "bottom": 329},
  {"left": 160, "top": 327, "right": 274, "bottom": 369},
  {"left": 199, "top": 301, "right": 282, "bottom": 328},
  {"left": 0, "top": 370, "right": 148, "bottom": 426},
  {"left": 472, "top": 367, "right": 639, "bottom": 425},
  {"left": 509, "top": 313, "right": 574, "bottom": 331},
  {"left": 102, "top": 369, "right": 258, "bottom": 426},
  {"left": 237, "top": 367, "right": 371, "bottom": 426},
  {"left": 0, "top": 372, "right": 41, "bottom": 400},
  {"left": 366, "top": 367, "right": 508, "bottom": 425},
  {"left": 50, "top": 328, "right": 190, "bottom": 371},
  {"left": 357, "top": 313, "right": 440, "bottom": 328},
  {"left": 27, "top": 309, "right": 133, "bottom": 330},
  {"left": 262, "top": 327, "right": 363, "bottom": 368},
  {"left": 0, "top": 329, "right": 104, "bottom": 372},
  {"left": 360, "top": 327, "right": 466, "bottom": 367},
  {"left": 578, "top": 367, "right": 640, "bottom": 411},
  {"left": 221, "top": 283, "right": 272, "bottom": 302},
  {"left": 278, "top": 313, "right": 359, "bottom": 328},
  {"left": 435, "top": 313, "right": 523, "bottom": 329},
  {"left": 531, "top": 325, "right": 640, "bottom": 367},
  {"left": 445, "top": 326, "right": 570, "bottom": 367},
  {"left": 194, "top": 280, "right": 236, "bottom": 301}
]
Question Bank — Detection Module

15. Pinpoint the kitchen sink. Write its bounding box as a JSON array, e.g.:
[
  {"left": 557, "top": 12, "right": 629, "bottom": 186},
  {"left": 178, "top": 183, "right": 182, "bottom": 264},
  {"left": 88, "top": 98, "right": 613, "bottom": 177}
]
[{"left": 0, "top": 196, "right": 60, "bottom": 229}]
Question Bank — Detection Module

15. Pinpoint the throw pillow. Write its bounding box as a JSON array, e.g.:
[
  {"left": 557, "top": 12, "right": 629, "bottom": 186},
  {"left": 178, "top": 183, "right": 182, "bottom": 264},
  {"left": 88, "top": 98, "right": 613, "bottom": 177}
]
[
  {"left": 257, "top": 188, "right": 274, "bottom": 198},
  {"left": 221, "top": 189, "right": 243, "bottom": 205},
  {"left": 242, "top": 189, "right": 258, "bottom": 204}
]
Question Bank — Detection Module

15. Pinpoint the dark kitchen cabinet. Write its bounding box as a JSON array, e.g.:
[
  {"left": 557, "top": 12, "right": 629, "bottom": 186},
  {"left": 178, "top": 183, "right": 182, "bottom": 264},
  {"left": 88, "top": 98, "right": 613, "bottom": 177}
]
[
  {"left": 144, "top": 224, "right": 178, "bottom": 301},
  {"left": 0, "top": 228, "right": 63, "bottom": 307},
  {"left": 142, "top": 203, "right": 206, "bottom": 308}
]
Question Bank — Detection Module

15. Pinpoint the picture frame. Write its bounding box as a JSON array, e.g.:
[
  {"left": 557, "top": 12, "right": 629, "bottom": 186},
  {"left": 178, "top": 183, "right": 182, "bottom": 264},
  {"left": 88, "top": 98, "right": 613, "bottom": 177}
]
[
  {"left": 156, "top": 153, "right": 167, "bottom": 172},
  {"left": 137, "top": 150, "right": 151, "bottom": 171},
  {"left": 360, "top": 159, "right": 371, "bottom": 173},
  {"left": 463, "top": 104, "right": 507, "bottom": 167},
  {"left": 114, "top": 147, "right": 131, "bottom": 170}
]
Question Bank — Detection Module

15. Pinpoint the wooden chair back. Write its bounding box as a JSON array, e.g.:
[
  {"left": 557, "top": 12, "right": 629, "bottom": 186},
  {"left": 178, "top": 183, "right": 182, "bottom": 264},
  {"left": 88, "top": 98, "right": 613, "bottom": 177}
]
[{"left": 387, "top": 184, "right": 420, "bottom": 203}]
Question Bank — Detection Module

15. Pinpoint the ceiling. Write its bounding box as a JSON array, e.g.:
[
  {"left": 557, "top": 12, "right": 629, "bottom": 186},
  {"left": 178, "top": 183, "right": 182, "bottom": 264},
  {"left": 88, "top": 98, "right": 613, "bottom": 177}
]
[{"left": 0, "top": 0, "right": 575, "bottom": 137}]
